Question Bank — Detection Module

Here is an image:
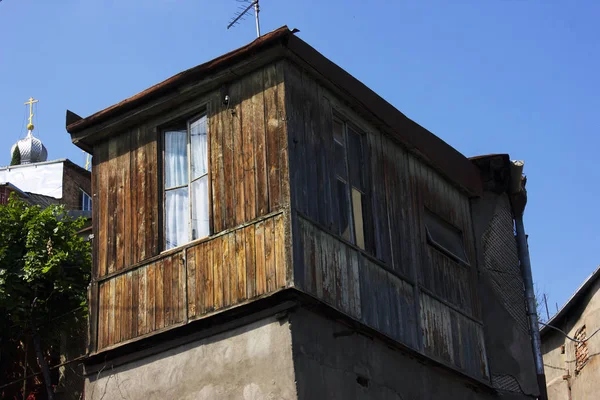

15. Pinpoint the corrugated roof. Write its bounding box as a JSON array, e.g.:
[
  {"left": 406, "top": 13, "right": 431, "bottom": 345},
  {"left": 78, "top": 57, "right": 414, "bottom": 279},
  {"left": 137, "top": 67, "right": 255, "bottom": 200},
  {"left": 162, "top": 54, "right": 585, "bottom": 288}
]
[{"left": 66, "top": 26, "right": 482, "bottom": 196}]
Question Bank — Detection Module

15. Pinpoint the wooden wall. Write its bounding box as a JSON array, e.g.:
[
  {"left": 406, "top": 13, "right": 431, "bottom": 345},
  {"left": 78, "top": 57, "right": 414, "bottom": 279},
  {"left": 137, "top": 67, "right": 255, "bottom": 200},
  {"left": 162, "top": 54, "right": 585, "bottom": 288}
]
[
  {"left": 91, "top": 61, "right": 289, "bottom": 279},
  {"left": 285, "top": 61, "right": 488, "bottom": 380},
  {"left": 96, "top": 212, "right": 288, "bottom": 350},
  {"left": 91, "top": 61, "right": 291, "bottom": 351}
]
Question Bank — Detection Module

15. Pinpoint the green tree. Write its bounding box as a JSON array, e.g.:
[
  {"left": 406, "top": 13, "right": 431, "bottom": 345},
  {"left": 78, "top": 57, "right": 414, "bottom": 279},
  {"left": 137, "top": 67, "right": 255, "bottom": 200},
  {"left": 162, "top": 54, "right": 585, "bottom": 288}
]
[
  {"left": 10, "top": 146, "right": 21, "bottom": 166},
  {"left": 0, "top": 195, "right": 91, "bottom": 400}
]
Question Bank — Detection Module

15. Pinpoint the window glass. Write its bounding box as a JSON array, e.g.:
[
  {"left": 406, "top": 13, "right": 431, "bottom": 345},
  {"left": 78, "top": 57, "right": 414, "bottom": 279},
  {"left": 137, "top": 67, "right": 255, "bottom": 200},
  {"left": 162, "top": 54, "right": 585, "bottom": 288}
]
[
  {"left": 190, "top": 116, "right": 208, "bottom": 180},
  {"left": 165, "top": 187, "right": 189, "bottom": 249},
  {"left": 424, "top": 211, "right": 468, "bottom": 264},
  {"left": 337, "top": 179, "right": 351, "bottom": 241},
  {"left": 333, "top": 119, "right": 344, "bottom": 143},
  {"left": 347, "top": 129, "right": 364, "bottom": 190},
  {"left": 191, "top": 175, "right": 209, "bottom": 240},
  {"left": 352, "top": 188, "right": 365, "bottom": 249},
  {"left": 81, "top": 191, "right": 92, "bottom": 211},
  {"left": 335, "top": 141, "right": 347, "bottom": 179},
  {"left": 165, "top": 130, "right": 188, "bottom": 189}
]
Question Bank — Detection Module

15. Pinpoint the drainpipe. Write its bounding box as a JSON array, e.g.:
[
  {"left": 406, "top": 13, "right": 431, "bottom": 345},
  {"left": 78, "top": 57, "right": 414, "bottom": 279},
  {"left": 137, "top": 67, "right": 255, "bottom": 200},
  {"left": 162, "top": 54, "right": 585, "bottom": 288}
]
[{"left": 510, "top": 160, "right": 548, "bottom": 400}]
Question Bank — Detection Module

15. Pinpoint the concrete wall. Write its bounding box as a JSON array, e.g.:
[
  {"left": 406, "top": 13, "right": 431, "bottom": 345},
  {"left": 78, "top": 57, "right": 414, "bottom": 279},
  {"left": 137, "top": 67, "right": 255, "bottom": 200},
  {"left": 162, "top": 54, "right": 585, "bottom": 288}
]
[
  {"left": 290, "top": 308, "right": 533, "bottom": 400},
  {"left": 542, "top": 278, "right": 600, "bottom": 400},
  {"left": 85, "top": 316, "right": 297, "bottom": 400}
]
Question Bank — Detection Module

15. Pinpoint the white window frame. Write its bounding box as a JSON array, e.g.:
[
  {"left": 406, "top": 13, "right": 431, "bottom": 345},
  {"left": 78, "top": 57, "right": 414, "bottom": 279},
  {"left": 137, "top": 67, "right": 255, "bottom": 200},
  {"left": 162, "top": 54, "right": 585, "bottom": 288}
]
[
  {"left": 80, "top": 189, "right": 92, "bottom": 211},
  {"left": 163, "top": 112, "right": 210, "bottom": 250}
]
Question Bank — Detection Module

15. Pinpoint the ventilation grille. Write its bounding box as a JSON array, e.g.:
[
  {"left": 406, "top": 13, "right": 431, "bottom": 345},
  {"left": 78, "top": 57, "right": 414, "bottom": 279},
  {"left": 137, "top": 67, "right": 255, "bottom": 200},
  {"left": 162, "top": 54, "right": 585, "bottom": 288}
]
[{"left": 491, "top": 374, "right": 523, "bottom": 393}]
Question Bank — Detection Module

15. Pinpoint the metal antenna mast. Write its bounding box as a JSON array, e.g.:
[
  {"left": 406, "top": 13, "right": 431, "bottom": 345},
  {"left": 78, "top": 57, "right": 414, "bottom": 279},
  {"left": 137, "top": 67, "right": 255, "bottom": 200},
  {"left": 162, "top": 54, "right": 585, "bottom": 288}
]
[{"left": 227, "top": 0, "right": 261, "bottom": 38}]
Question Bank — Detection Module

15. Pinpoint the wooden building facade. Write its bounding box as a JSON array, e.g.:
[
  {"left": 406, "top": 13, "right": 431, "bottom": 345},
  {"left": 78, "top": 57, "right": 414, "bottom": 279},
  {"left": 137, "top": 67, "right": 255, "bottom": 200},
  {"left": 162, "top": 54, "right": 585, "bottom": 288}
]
[{"left": 67, "top": 26, "right": 537, "bottom": 397}]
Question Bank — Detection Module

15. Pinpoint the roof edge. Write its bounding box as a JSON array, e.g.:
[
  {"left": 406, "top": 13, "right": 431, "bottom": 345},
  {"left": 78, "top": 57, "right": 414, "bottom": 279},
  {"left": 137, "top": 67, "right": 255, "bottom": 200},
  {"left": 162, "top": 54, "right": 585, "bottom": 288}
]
[
  {"left": 66, "top": 25, "right": 295, "bottom": 135},
  {"left": 540, "top": 265, "right": 600, "bottom": 336}
]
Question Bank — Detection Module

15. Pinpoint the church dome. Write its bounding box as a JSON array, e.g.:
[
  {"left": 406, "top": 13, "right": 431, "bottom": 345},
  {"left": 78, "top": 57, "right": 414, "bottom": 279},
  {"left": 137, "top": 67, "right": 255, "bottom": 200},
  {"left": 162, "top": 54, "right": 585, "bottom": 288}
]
[{"left": 11, "top": 131, "right": 48, "bottom": 164}]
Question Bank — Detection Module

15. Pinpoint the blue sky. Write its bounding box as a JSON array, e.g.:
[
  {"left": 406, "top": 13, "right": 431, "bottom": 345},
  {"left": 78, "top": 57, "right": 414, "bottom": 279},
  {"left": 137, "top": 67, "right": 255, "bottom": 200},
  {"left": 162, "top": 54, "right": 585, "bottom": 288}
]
[{"left": 1, "top": 0, "right": 598, "bottom": 316}]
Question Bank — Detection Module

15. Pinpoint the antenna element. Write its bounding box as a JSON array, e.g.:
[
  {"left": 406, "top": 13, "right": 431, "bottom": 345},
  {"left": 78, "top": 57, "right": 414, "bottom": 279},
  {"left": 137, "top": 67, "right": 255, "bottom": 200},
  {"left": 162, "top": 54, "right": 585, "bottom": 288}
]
[{"left": 227, "top": 0, "right": 261, "bottom": 38}]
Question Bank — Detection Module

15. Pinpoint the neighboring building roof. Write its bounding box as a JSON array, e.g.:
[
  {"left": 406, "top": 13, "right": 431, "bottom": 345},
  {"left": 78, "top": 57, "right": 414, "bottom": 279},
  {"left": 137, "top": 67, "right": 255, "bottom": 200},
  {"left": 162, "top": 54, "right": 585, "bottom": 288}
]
[
  {"left": 0, "top": 181, "right": 29, "bottom": 198},
  {"left": 24, "top": 192, "right": 61, "bottom": 208},
  {"left": 66, "top": 26, "right": 482, "bottom": 197},
  {"left": 540, "top": 265, "right": 600, "bottom": 337}
]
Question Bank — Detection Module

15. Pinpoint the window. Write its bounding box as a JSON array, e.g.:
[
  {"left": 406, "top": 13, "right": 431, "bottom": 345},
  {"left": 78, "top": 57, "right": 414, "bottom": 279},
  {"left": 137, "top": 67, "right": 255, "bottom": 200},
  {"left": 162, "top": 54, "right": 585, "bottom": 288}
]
[
  {"left": 575, "top": 325, "right": 589, "bottom": 374},
  {"left": 333, "top": 116, "right": 368, "bottom": 250},
  {"left": 424, "top": 210, "right": 468, "bottom": 265},
  {"left": 80, "top": 190, "right": 92, "bottom": 211},
  {"left": 164, "top": 114, "right": 209, "bottom": 250}
]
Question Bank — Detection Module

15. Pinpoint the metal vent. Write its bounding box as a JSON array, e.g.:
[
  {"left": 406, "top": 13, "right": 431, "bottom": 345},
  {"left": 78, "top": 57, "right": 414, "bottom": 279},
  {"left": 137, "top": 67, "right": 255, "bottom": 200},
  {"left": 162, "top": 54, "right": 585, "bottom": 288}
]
[
  {"left": 481, "top": 195, "right": 529, "bottom": 335},
  {"left": 491, "top": 374, "right": 524, "bottom": 393}
]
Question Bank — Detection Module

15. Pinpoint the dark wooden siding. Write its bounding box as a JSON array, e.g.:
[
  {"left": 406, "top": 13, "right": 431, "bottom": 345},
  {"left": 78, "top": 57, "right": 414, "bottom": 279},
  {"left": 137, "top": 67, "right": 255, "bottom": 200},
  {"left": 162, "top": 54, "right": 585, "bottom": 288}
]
[
  {"left": 285, "top": 60, "right": 488, "bottom": 380},
  {"left": 95, "top": 212, "right": 288, "bottom": 350}
]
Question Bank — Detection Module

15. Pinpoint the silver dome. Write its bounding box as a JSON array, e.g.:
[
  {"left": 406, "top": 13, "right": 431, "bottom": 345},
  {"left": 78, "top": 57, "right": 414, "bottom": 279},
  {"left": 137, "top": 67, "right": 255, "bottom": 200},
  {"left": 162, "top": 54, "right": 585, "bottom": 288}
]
[{"left": 10, "top": 132, "right": 48, "bottom": 164}]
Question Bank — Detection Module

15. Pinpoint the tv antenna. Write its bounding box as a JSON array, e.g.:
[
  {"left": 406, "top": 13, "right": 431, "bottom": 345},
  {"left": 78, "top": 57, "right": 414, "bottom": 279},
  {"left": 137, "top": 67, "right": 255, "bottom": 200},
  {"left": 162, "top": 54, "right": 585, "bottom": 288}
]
[{"left": 227, "top": 0, "right": 261, "bottom": 38}]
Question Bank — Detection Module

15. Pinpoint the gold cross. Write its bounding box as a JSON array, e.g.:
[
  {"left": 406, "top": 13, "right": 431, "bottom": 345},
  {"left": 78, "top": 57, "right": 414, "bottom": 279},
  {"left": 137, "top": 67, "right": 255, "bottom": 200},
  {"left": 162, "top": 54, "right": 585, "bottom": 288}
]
[{"left": 24, "top": 97, "right": 38, "bottom": 131}]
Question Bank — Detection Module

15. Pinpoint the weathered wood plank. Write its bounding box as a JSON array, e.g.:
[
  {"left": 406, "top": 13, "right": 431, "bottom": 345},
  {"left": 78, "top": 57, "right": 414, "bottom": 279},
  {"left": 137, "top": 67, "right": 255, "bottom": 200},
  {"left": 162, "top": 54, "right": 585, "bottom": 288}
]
[
  {"left": 231, "top": 80, "right": 245, "bottom": 226},
  {"left": 178, "top": 254, "right": 186, "bottom": 323},
  {"left": 274, "top": 213, "right": 286, "bottom": 288},
  {"left": 106, "top": 139, "right": 118, "bottom": 274},
  {"left": 211, "top": 99, "right": 224, "bottom": 233},
  {"left": 301, "top": 69, "right": 320, "bottom": 222},
  {"left": 318, "top": 90, "right": 335, "bottom": 231},
  {"left": 187, "top": 247, "right": 197, "bottom": 318},
  {"left": 255, "top": 221, "right": 267, "bottom": 295},
  {"left": 213, "top": 235, "right": 224, "bottom": 309},
  {"left": 145, "top": 127, "right": 159, "bottom": 258},
  {"left": 95, "top": 141, "right": 108, "bottom": 277},
  {"left": 163, "top": 254, "right": 172, "bottom": 327},
  {"left": 241, "top": 78, "right": 257, "bottom": 222},
  {"left": 275, "top": 62, "right": 290, "bottom": 209},
  {"left": 228, "top": 232, "right": 237, "bottom": 305},
  {"left": 235, "top": 229, "right": 247, "bottom": 301},
  {"left": 147, "top": 262, "right": 156, "bottom": 333},
  {"left": 222, "top": 232, "right": 231, "bottom": 307},
  {"left": 108, "top": 277, "right": 116, "bottom": 345},
  {"left": 195, "top": 243, "right": 205, "bottom": 316},
  {"left": 244, "top": 224, "right": 256, "bottom": 298},
  {"left": 205, "top": 241, "right": 214, "bottom": 312},
  {"left": 223, "top": 91, "right": 235, "bottom": 229},
  {"left": 264, "top": 63, "right": 282, "bottom": 211},
  {"left": 155, "top": 261, "right": 165, "bottom": 330},
  {"left": 131, "top": 269, "right": 139, "bottom": 340},
  {"left": 99, "top": 282, "right": 108, "bottom": 348},
  {"left": 252, "top": 70, "right": 268, "bottom": 216},
  {"left": 283, "top": 61, "right": 307, "bottom": 215},
  {"left": 265, "top": 217, "right": 276, "bottom": 292},
  {"left": 137, "top": 266, "right": 147, "bottom": 336}
]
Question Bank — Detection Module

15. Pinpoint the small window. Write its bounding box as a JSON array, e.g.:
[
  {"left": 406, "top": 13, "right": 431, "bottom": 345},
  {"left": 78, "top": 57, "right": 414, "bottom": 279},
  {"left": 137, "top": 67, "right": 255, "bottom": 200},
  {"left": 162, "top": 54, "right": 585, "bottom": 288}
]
[
  {"left": 333, "top": 116, "right": 369, "bottom": 250},
  {"left": 81, "top": 190, "right": 92, "bottom": 211},
  {"left": 575, "top": 326, "right": 589, "bottom": 374},
  {"left": 424, "top": 211, "right": 468, "bottom": 265},
  {"left": 164, "top": 114, "right": 209, "bottom": 250}
]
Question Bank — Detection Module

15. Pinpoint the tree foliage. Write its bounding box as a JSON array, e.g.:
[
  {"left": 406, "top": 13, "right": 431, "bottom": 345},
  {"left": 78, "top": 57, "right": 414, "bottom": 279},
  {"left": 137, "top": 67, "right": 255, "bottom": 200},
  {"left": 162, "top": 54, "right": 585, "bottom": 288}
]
[
  {"left": 0, "top": 194, "right": 91, "bottom": 398},
  {"left": 10, "top": 145, "right": 21, "bottom": 166}
]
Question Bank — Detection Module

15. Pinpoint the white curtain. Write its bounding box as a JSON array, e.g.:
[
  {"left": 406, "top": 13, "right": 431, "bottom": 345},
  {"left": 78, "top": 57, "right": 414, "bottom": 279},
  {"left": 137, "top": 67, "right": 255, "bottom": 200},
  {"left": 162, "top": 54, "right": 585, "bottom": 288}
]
[
  {"left": 165, "top": 130, "right": 189, "bottom": 249},
  {"left": 191, "top": 175, "right": 209, "bottom": 240},
  {"left": 165, "top": 188, "right": 189, "bottom": 249},
  {"left": 190, "top": 116, "right": 208, "bottom": 180},
  {"left": 165, "top": 130, "right": 188, "bottom": 189}
]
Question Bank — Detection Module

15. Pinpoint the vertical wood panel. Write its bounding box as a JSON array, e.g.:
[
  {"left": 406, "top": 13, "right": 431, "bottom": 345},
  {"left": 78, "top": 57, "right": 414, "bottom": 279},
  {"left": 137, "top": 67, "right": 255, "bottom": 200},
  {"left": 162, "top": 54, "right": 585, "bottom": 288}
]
[
  {"left": 264, "top": 63, "right": 283, "bottom": 211},
  {"left": 131, "top": 269, "right": 139, "bottom": 339},
  {"left": 187, "top": 246, "right": 196, "bottom": 318},
  {"left": 244, "top": 225, "right": 256, "bottom": 299},
  {"left": 155, "top": 262, "right": 164, "bottom": 330},
  {"left": 255, "top": 221, "right": 267, "bottom": 295},
  {"left": 275, "top": 213, "right": 286, "bottom": 288},
  {"left": 147, "top": 262, "right": 156, "bottom": 333},
  {"left": 223, "top": 93, "right": 235, "bottom": 229},
  {"left": 213, "top": 235, "right": 224, "bottom": 309},
  {"left": 222, "top": 232, "right": 231, "bottom": 307},
  {"left": 252, "top": 70, "right": 269, "bottom": 217},
  {"left": 178, "top": 254, "right": 186, "bottom": 323},
  {"left": 241, "top": 79, "right": 257, "bottom": 222},
  {"left": 137, "top": 266, "right": 147, "bottom": 336},
  {"left": 195, "top": 244, "right": 206, "bottom": 316},
  {"left": 231, "top": 80, "right": 245, "bottom": 226},
  {"left": 211, "top": 99, "right": 224, "bottom": 233},
  {"left": 163, "top": 254, "right": 172, "bottom": 327},
  {"left": 227, "top": 232, "right": 237, "bottom": 305},
  {"left": 235, "top": 229, "right": 247, "bottom": 301},
  {"left": 205, "top": 241, "right": 214, "bottom": 312},
  {"left": 301, "top": 70, "right": 320, "bottom": 221},
  {"left": 265, "top": 217, "right": 276, "bottom": 292}
]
